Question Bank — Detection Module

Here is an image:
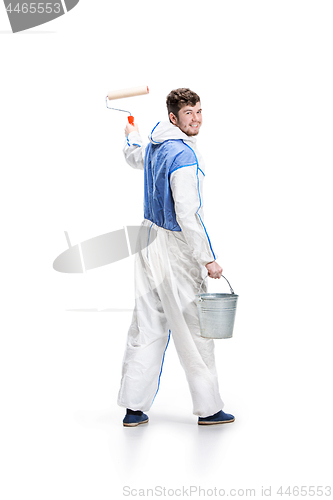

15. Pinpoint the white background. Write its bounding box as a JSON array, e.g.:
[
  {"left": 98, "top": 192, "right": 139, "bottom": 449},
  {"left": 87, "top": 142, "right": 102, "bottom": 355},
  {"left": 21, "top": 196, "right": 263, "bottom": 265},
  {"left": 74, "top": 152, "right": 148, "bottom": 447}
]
[{"left": 1, "top": 1, "right": 332, "bottom": 498}]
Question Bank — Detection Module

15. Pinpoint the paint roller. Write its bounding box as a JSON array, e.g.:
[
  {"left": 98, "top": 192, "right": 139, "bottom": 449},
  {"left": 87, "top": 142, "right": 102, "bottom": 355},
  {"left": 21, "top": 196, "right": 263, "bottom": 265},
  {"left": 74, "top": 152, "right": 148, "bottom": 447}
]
[{"left": 106, "top": 85, "right": 149, "bottom": 125}]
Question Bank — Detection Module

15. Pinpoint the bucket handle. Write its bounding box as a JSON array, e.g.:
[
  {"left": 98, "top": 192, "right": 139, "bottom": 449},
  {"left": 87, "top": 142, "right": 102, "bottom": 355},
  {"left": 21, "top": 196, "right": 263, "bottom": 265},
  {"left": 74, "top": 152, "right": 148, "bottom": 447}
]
[{"left": 198, "top": 274, "right": 235, "bottom": 295}]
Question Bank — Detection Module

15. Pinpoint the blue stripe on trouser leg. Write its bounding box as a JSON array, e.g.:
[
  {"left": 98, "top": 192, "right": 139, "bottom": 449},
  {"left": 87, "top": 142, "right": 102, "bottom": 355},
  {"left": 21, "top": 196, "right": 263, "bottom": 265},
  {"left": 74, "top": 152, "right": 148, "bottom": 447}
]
[
  {"left": 117, "top": 222, "right": 171, "bottom": 411},
  {"left": 152, "top": 330, "right": 171, "bottom": 404}
]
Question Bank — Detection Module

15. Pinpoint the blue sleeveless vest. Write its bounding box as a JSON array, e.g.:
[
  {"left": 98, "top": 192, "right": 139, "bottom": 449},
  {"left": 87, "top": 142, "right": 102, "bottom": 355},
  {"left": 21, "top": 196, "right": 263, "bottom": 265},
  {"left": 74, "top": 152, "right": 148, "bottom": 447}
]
[{"left": 143, "top": 140, "right": 197, "bottom": 231}]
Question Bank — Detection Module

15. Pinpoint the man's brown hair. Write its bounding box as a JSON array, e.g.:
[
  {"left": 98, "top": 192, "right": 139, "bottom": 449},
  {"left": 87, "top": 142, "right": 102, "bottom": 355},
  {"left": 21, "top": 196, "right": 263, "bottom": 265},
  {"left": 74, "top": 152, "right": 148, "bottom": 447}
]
[{"left": 166, "top": 88, "right": 201, "bottom": 122}]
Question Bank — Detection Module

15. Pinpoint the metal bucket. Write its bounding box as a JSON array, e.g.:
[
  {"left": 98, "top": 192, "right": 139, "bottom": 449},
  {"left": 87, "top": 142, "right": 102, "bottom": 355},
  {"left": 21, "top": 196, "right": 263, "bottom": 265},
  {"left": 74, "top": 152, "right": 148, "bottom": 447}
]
[{"left": 196, "top": 275, "right": 238, "bottom": 339}]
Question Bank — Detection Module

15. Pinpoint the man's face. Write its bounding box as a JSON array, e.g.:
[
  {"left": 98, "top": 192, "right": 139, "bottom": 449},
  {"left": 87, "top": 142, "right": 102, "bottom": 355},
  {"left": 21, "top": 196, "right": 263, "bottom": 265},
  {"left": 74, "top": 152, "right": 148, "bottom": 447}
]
[{"left": 169, "top": 101, "right": 202, "bottom": 136}]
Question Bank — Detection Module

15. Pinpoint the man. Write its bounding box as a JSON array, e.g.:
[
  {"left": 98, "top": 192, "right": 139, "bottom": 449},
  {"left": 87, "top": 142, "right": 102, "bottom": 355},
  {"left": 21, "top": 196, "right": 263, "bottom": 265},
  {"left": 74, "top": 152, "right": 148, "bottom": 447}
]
[{"left": 118, "top": 88, "right": 234, "bottom": 427}]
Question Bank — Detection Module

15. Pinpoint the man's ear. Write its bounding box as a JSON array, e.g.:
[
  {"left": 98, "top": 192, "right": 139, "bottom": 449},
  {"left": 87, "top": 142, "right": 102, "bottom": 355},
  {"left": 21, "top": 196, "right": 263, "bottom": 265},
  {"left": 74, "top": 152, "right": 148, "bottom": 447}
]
[{"left": 169, "top": 112, "right": 178, "bottom": 126}]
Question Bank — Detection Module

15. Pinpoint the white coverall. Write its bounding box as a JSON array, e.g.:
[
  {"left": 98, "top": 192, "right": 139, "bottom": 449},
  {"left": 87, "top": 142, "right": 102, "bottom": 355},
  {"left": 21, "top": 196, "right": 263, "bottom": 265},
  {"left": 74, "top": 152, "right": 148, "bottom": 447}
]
[{"left": 117, "top": 121, "right": 224, "bottom": 417}]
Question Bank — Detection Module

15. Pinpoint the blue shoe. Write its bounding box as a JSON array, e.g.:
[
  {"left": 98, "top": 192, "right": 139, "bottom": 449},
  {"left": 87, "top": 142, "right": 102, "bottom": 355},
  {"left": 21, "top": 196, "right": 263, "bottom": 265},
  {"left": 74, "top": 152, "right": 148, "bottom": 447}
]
[
  {"left": 123, "top": 412, "right": 149, "bottom": 427},
  {"left": 198, "top": 410, "right": 235, "bottom": 425}
]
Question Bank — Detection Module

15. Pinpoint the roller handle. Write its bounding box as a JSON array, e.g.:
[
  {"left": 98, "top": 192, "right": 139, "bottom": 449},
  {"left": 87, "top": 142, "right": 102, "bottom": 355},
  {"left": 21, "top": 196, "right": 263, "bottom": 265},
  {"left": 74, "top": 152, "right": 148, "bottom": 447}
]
[{"left": 128, "top": 116, "right": 135, "bottom": 125}]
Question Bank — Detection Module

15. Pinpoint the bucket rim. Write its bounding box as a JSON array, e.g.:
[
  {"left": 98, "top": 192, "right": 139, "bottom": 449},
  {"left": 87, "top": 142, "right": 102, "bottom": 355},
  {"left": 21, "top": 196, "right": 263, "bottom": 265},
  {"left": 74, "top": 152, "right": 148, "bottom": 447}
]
[{"left": 196, "top": 292, "right": 239, "bottom": 300}]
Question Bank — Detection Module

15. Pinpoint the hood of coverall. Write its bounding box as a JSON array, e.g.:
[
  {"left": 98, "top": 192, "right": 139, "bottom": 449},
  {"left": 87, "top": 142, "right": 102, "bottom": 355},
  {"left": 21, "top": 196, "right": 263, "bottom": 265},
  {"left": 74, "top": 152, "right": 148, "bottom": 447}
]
[{"left": 149, "top": 121, "right": 197, "bottom": 146}]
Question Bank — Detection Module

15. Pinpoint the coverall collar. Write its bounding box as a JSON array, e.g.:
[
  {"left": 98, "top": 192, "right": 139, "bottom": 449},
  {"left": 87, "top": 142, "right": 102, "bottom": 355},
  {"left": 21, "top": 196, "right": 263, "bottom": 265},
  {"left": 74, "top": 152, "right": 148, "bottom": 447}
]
[{"left": 149, "top": 121, "right": 197, "bottom": 146}]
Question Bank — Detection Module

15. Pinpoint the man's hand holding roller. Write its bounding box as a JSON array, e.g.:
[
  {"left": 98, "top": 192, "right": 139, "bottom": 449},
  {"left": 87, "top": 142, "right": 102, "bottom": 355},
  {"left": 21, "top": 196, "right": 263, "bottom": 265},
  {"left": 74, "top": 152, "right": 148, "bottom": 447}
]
[{"left": 125, "top": 122, "right": 139, "bottom": 136}]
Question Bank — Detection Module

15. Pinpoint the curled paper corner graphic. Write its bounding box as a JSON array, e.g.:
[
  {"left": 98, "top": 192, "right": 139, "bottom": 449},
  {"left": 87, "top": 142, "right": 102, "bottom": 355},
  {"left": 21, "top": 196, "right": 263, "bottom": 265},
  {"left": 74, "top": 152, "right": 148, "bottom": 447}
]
[
  {"left": 53, "top": 226, "right": 157, "bottom": 273},
  {"left": 64, "top": 0, "right": 79, "bottom": 12},
  {"left": 3, "top": 0, "right": 80, "bottom": 34}
]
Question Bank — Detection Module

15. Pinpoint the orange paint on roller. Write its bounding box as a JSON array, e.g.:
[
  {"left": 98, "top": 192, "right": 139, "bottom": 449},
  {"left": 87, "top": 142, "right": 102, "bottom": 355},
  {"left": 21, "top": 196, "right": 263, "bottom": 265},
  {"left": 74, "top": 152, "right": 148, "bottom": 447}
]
[{"left": 106, "top": 86, "right": 149, "bottom": 124}]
